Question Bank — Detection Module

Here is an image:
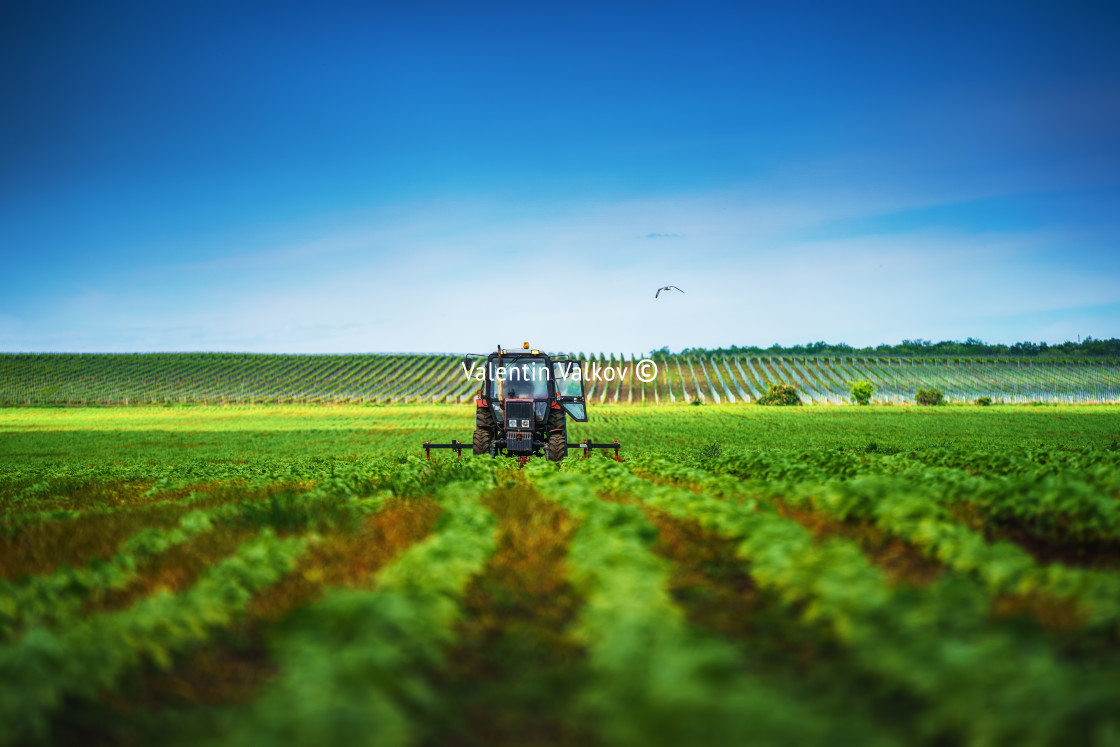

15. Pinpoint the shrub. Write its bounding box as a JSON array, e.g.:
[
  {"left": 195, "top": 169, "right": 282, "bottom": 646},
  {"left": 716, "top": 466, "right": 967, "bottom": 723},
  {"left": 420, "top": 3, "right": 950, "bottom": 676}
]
[
  {"left": 915, "top": 388, "right": 945, "bottom": 406},
  {"left": 757, "top": 383, "right": 802, "bottom": 406},
  {"left": 975, "top": 397, "right": 992, "bottom": 406},
  {"left": 849, "top": 380, "right": 874, "bottom": 406},
  {"left": 690, "top": 397, "right": 702, "bottom": 406}
]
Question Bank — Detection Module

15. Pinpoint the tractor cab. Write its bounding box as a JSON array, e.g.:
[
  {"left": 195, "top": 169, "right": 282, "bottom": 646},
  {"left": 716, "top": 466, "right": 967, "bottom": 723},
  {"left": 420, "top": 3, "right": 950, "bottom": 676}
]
[{"left": 482, "top": 346, "right": 588, "bottom": 431}]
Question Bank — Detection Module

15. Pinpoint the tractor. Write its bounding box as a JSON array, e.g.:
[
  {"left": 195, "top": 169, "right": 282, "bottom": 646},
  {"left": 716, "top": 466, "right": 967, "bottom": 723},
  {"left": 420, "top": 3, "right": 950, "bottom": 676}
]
[{"left": 422, "top": 343, "right": 621, "bottom": 464}]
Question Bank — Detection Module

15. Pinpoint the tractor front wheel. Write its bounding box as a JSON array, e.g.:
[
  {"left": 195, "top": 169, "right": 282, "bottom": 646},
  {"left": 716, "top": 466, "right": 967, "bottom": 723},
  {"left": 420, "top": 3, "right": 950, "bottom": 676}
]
[{"left": 546, "top": 409, "right": 567, "bottom": 461}]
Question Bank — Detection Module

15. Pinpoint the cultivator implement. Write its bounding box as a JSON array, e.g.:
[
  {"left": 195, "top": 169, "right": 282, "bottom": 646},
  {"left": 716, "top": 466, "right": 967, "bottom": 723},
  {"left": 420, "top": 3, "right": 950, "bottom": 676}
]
[
  {"left": 570, "top": 438, "right": 623, "bottom": 461},
  {"left": 422, "top": 437, "right": 622, "bottom": 463},
  {"left": 421, "top": 439, "right": 471, "bottom": 458}
]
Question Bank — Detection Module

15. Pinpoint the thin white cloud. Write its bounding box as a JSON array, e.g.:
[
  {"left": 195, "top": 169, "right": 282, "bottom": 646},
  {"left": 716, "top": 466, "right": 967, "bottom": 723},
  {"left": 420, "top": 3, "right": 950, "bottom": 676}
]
[{"left": 4, "top": 177, "right": 1117, "bottom": 353}]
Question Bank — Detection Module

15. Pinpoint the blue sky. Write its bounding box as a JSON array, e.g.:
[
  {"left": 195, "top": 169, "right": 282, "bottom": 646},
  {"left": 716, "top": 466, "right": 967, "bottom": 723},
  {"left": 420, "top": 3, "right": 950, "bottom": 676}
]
[{"left": 1, "top": 1, "right": 1118, "bottom": 353}]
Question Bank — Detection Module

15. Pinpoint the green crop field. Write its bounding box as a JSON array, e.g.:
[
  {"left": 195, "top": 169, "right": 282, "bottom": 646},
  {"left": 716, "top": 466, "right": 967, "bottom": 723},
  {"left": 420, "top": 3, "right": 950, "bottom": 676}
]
[{"left": 3, "top": 404, "right": 1120, "bottom": 746}]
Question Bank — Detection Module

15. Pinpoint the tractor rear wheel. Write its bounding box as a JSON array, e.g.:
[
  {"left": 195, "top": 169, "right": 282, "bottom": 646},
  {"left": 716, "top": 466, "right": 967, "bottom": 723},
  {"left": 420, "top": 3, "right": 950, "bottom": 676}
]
[
  {"left": 546, "top": 409, "right": 567, "bottom": 461},
  {"left": 473, "top": 427, "right": 492, "bottom": 456},
  {"left": 475, "top": 405, "right": 495, "bottom": 456}
]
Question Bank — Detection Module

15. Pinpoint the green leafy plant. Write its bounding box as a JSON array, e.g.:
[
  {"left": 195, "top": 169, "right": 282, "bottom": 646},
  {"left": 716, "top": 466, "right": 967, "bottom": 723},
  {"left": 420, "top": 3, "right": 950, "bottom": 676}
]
[
  {"left": 849, "top": 380, "right": 874, "bottom": 406},
  {"left": 691, "top": 442, "right": 722, "bottom": 460},
  {"left": 975, "top": 397, "right": 992, "bottom": 406}
]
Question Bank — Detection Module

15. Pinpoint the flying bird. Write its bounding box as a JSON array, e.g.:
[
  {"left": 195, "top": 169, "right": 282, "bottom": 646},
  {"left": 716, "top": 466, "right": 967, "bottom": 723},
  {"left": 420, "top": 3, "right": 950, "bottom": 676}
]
[{"left": 655, "top": 286, "right": 685, "bottom": 298}]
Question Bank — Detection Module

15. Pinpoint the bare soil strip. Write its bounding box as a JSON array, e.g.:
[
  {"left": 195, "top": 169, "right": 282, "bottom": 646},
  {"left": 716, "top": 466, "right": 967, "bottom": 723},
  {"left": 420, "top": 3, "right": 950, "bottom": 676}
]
[
  {"left": 1, "top": 507, "right": 186, "bottom": 580},
  {"left": 85, "top": 527, "right": 261, "bottom": 615},
  {"left": 949, "top": 502, "right": 1120, "bottom": 573},
  {"left": 247, "top": 497, "right": 443, "bottom": 623}
]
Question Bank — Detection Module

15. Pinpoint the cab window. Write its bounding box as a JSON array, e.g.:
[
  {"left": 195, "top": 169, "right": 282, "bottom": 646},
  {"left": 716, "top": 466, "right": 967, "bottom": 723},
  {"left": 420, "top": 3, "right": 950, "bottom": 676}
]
[
  {"left": 492, "top": 358, "right": 550, "bottom": 399},
  {"left": 552, "top": 360, "right": 584, "bottom": 397}
]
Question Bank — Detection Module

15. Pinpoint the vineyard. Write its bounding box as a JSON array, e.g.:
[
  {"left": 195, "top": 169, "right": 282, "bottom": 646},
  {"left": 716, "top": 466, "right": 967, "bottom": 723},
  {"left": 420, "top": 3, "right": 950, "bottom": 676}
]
[
  {"left": 2, "top": 404, "right": 1119, "bottom": 745},
  {"left": 2, "top": 353, "right": 1120, "bottom": 406}
]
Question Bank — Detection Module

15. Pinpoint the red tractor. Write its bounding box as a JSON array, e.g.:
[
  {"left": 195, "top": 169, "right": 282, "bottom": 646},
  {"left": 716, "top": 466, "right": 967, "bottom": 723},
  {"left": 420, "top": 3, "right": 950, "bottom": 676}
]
[{"left": 422, "top": 343, "right": 621, "bottom": 464}]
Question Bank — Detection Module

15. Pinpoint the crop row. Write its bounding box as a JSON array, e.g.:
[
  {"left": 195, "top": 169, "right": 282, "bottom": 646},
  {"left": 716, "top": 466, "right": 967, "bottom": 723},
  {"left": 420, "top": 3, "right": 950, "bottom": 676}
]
[
  {"left": 0, "top": 530, "right": 308, "bottom": 744},
  {"left": 530, "top": 467, "right": 896, "bottom": 745},
  {"left": 567, "top": 456, "right": 1120, "bottom": 744},
  {"left": 216, "top": 481, "right": 497, "bottom": 746},
  {"left": 0, "top": 455, "right": 499, "bottom": 745}
]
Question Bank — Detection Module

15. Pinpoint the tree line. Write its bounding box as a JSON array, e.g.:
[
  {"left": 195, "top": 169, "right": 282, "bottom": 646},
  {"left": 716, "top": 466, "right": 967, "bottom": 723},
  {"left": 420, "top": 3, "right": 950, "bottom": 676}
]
[{"left": 676, "top": 337, "right": 1120, "bottom": 358}]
